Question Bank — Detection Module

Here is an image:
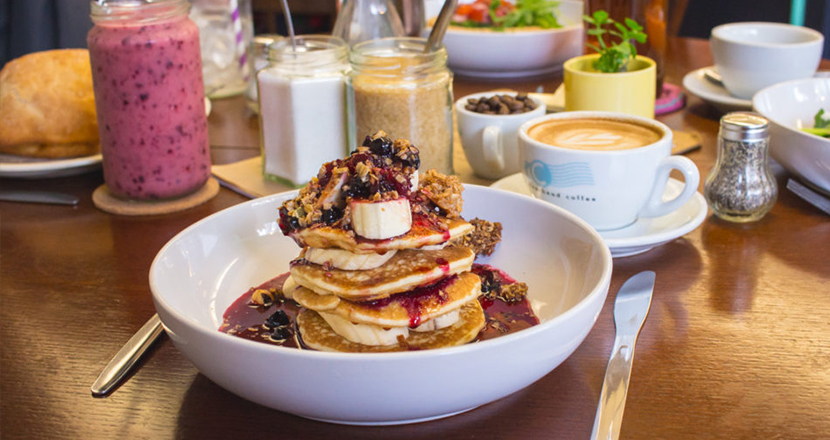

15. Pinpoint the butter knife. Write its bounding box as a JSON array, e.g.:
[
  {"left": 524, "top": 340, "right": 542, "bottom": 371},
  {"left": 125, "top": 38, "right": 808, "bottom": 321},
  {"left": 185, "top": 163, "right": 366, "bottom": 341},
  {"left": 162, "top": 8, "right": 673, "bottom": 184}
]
[{"left": 591, "top": 271, "right": 655, "bottom": 440}]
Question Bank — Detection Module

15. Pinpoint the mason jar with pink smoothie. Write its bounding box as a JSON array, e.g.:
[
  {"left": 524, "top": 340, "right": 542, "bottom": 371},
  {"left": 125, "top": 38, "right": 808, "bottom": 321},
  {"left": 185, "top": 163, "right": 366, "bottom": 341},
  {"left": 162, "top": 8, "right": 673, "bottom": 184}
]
[{"left": 88, "top": 0, "right": 210, "bottom": 200}]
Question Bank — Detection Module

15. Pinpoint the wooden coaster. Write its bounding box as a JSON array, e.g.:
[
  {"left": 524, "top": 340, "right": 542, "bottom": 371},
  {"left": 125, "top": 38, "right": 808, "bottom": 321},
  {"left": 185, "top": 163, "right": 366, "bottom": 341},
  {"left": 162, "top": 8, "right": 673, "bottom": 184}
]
[{"left": 92, "top": 177, "right": 220, "bottom": 216}]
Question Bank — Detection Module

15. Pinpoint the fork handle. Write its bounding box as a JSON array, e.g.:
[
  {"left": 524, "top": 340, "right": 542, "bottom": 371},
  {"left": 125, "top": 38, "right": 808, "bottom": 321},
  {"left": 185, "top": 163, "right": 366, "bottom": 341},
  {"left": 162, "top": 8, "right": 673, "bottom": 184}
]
[{"left": 91, "top": 314, "right": 164, "bottom": 397}]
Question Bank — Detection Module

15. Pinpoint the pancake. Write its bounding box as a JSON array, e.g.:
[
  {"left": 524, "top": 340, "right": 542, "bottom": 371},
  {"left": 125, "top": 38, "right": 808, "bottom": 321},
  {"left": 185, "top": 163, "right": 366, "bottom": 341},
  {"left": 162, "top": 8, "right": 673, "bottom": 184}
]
[
  {"left": 297, "top": 300, "right": 486, "bottom": 353},
  {"left": 293, "top": 272, "right": 482, "bottom": 327},
  {"left": 291, "top": 217, "right": 473, "bottom": 253},
  {"left": 290, "top": 246, "right": 475, "bottom": 301}
]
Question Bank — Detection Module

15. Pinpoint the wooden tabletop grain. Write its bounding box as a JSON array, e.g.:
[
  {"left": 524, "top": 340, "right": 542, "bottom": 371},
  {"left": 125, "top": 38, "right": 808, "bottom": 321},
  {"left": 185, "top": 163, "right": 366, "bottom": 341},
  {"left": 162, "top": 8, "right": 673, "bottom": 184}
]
[{"left": 2, "top": 38, "right": 829, "bottom": 440}]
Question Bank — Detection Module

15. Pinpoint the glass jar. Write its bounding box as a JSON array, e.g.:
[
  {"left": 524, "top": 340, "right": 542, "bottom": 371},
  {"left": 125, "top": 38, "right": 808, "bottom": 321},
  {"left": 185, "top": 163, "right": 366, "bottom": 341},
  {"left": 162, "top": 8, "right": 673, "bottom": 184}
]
[
  {"left": 348, "top": 37, "right": 454, "bottom": 174},
  {"left": 257, "top": 36, "right": 350, "bottom": 186},
  {"left": 332, "top": 0, "right": 405, "bottom": 45},
  {"left": 88, "top": 0, "right": 211, "bottom": 200},
  {"left": 190, "top": 0, "right": 254, "bottom": 98},
  {"left": 704, "top": 112, "right": 778, "bottom": 222},
  {"left": 245, "top": 34, "right": 283, "bottom": 113}
]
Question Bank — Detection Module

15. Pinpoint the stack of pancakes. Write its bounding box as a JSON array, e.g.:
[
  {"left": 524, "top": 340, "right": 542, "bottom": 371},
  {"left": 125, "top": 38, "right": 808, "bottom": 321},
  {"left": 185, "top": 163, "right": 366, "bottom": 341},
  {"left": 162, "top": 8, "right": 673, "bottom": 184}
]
[{"left": 280, "top": 134, "right": 486, "bottom": 352}]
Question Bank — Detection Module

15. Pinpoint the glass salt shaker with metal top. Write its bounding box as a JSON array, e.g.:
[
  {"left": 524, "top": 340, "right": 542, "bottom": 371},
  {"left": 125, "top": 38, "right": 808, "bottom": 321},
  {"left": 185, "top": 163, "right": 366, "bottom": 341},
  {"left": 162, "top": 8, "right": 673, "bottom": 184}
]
[{"left": 704, "top": 112, "right": 778, "bottom": 222}]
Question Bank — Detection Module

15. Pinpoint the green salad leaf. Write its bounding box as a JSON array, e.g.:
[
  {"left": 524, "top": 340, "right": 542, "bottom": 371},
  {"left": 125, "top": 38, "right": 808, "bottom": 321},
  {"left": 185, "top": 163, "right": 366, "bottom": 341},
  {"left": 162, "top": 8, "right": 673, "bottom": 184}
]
[{"left": 802, "top": 109, "right": 830, "bottom": 137}]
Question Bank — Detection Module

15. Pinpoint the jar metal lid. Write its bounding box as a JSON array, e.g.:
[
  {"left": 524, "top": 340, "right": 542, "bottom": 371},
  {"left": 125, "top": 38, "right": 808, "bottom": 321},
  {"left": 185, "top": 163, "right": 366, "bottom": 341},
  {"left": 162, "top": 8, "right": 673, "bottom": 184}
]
[
  {"left": 250, "top": 34, "right": 283, "bottom": 59},
  {"left": 720, "top": 112, "right": 769, "bottom": 141}
]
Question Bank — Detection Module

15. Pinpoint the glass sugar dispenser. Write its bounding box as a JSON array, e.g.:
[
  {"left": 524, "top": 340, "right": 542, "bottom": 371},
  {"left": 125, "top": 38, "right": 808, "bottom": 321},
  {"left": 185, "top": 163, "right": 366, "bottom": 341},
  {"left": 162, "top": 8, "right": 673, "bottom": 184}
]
[
  {"left": 704, "top": 112, "right": 778, "bottom": 222},
  {"left": 256, "top": 36, "right": 350, "bottom": 186}
]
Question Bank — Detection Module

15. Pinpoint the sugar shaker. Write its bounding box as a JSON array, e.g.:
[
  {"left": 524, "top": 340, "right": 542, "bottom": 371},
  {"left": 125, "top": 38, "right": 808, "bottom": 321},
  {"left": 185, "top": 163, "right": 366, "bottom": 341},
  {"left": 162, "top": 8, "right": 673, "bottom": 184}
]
[{"left": 704, "top": 112, "right": 777, "bottom": 222}]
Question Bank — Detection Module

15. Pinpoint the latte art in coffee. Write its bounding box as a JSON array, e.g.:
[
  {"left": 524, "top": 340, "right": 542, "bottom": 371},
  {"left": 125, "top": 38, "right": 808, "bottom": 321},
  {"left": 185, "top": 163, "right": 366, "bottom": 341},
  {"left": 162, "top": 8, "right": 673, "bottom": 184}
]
[{"left": 528, "top": 119, "right": 662, "bottom": 151}]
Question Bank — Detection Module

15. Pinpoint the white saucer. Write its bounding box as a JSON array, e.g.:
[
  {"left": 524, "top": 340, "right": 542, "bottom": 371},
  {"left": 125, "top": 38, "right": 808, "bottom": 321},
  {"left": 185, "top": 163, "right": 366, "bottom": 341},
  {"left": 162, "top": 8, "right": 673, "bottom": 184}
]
[
  {"left": 491, "top": 173, "right": 708, "bottom": 257},
  {"left": 682, "top": 66, "right": 752, "bottom": 113}
]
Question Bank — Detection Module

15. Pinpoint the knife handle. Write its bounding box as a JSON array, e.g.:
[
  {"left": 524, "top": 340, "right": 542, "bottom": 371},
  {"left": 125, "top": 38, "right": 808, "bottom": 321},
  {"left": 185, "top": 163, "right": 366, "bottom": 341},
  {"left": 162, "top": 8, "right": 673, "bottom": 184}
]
[{"left": 591, "top": 335, "right": 638, "bottom": 440}]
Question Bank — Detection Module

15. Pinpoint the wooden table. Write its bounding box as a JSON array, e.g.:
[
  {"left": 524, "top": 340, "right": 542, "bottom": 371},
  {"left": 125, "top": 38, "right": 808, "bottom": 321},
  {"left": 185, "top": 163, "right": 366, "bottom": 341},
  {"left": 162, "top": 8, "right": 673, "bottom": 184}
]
[{"left": 2, "top": 38, "right": 829, "bottom": 439}]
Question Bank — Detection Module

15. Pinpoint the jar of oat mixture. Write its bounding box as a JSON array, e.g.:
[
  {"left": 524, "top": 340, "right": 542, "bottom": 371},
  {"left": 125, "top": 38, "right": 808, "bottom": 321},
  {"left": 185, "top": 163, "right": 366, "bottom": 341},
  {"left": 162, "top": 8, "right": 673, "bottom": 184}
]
[{"left": 347, "top": 37, "right": 453, "bottom": 174}]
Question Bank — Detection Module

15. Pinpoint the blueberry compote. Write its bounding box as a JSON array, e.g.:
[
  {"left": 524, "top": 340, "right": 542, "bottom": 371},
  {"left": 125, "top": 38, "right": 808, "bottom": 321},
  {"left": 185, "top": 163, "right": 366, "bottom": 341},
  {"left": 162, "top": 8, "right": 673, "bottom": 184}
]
[{"left": 219, "top": 265, "right": 539, "bottom": 349}]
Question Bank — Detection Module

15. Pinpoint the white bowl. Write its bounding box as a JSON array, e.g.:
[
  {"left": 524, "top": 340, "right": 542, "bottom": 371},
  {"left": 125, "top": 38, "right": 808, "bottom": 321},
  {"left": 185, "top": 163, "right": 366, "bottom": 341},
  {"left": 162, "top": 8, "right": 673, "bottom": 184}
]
[
  {"left": 711, "top": 22, "right": 823, "bottom": 99},
  {"left": 149, "top": 185, "right": 612, "bottom": 425},
  {"left": 430, "top": 1, "right": 584, "bottom": 78},
  {"left": 753, "top": 77, "right": 830, "bottom": 194}
]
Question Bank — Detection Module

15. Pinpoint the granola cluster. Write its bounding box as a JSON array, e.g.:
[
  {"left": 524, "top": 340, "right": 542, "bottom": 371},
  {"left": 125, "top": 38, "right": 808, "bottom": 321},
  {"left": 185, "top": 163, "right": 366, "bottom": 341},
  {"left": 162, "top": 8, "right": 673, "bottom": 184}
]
[{"left": 454, "top": 218, "right": 502, "bottom": 256}]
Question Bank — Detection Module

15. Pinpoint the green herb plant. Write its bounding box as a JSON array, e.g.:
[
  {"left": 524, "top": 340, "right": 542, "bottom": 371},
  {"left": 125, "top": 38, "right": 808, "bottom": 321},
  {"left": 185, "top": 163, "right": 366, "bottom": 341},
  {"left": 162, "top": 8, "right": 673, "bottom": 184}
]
[
  {"left": 583, "top": 10, "right": 647, "bottom": 73},
  {"left": 802, "top": 108, "right": 830, "bottom": 138}
]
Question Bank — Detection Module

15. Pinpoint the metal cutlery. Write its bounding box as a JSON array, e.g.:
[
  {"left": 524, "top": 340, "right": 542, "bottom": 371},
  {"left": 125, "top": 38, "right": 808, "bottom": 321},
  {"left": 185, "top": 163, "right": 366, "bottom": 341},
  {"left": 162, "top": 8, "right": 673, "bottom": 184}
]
[
  {"left": 91, "top": 314, "right": 164, "bottom": 397},
  {"left": 787, "top": 178, "right": 830, "bottom": 215},
  {"left": 0, "top": 190, "right": 79, "bottom": 206},
  {"left": 591, "top": 271, "right": 656, "bottom": 440}
]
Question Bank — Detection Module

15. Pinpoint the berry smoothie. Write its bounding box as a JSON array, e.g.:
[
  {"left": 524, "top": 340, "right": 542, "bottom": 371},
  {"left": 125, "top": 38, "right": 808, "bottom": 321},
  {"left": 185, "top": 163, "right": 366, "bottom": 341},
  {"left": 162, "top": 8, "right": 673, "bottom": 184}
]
[{"left": 88, "top": 14, "right": 210, "bottom": 200}]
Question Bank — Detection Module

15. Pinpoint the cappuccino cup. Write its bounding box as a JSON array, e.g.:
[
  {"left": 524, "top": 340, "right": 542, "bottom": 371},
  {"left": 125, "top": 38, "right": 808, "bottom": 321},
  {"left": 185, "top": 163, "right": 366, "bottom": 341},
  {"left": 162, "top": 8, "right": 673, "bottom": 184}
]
[
  {"left": 518, "top": 111, "right": 700, "bottom": 231},
  {"left": 456, "top": 92, "right": 546, "bottom": 180},
  {"left": 710, "top": 22, "right": 823, "bottom": 99}
]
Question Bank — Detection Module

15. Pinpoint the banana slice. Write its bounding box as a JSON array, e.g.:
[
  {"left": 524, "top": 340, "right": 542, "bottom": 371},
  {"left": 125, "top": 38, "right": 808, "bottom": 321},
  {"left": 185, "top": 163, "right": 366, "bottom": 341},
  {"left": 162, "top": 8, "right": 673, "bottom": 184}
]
[
  {"left": 419, "top": 242, "right": 448, "bottom": 251},
  {"left": 410, "top": 170, "right": 419, "bottom": 191},
  {"left": 411, "top": 310, "right": 460, "bottom": 332},
  {"left": 318, "top": 311, "right": 408, "bottom": 346},
  {"left": 282, "top": 276, "right": 299, "bottom": 300},
  {"left": 304, "top": 247, "right": 396, "bottom": 271},
  {"left": 349, "top": 198, "right": 412, "bottom": 240}
]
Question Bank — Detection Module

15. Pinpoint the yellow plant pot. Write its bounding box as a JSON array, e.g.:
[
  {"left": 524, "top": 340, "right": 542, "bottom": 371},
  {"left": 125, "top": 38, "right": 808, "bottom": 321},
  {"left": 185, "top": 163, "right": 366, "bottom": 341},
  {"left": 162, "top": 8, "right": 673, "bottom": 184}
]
[{"left": 564, "top": 54, "right": 656, "bottom": 118}]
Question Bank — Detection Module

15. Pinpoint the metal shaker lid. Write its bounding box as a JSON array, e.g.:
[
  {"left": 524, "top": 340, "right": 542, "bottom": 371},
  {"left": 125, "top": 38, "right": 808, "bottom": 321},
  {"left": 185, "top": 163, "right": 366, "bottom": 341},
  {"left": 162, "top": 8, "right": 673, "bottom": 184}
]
[
  {"left": 720, "top": 112, "right": 769, "bottom": 141},
  {"left": 250, "top": 34, "right": 284, "bottom": 58}
]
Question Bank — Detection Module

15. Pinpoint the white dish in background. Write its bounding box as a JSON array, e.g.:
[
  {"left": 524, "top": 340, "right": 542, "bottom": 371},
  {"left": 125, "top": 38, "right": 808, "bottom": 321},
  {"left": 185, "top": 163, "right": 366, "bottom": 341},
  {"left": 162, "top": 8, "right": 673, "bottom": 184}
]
[
  {"left": 491, "top": 173, "right": 707, "bottom": 257},
  {"left": 150, "top": 185, "right": 612, "bottom": 425},
  {"left": 753, "top": 77, "right": 830, "bottom": 195},
  {"left": 0, "top": 153, "right": 102, "bottom": 179},
  {"left": 428, "top": 1, "right": 583, "bottom": 79},
  {"left": 682, "top": 66, "right": 752, "bottom": 113}
]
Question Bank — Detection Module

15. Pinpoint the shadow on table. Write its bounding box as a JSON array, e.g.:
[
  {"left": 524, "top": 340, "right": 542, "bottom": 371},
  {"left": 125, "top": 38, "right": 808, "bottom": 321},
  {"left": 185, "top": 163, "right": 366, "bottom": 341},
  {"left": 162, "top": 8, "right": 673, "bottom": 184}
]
[{"left": 175, "top": 357, "right": 599, "bottom": 438}]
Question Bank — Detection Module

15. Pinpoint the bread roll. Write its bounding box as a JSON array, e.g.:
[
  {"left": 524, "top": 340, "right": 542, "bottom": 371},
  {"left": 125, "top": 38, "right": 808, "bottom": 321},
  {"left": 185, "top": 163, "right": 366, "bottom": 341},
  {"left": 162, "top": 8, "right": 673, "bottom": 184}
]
[{"left": 0, "top": 49, "right": 99, "bottom": 158}]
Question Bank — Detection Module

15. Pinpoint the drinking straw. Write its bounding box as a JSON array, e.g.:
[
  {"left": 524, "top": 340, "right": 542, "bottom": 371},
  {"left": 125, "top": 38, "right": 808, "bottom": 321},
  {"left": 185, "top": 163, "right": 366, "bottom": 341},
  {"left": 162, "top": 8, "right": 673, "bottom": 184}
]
[
  {"left": 790, "top": 0, "right": 806, "bottom": 26},
  {"left": 230, "top": 0, "right": 249, "bottom": 80}
]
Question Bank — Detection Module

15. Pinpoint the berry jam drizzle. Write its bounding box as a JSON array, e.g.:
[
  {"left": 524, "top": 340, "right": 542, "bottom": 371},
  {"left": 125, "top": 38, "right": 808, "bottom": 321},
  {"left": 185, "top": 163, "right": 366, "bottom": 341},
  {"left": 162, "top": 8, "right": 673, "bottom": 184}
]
[{"left": 220, "top": 264, "right": 539, "bottom": 348}]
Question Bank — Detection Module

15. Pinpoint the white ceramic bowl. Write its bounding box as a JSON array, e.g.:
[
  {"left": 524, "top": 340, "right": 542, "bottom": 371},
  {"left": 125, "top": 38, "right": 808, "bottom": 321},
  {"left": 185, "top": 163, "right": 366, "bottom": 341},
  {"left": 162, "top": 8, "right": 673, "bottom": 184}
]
[
  {"left": 710, "top": 22, "right": 824, "bottom": 99},
  {"left": 753, "top": 77, "right": 830, "bottom": 194},
  {"left": 430, "top": 1, "right": 583, "bottom": 78},
  {"left": 150, "top": 185, "right": 612, "bottom": 425}
]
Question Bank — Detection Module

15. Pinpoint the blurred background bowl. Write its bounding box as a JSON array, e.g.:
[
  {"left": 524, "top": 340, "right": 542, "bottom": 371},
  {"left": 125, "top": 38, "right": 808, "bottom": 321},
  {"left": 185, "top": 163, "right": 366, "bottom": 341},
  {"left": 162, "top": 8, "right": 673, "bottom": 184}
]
[
  {"left": 150, "top": 184, "right": 612, "bottom": 425},
  {"left": 427, "top": 0, "right": 584, "bottom": 79},
  {"left": 753, "top": 77, "right": 830, "bottom": 195}
]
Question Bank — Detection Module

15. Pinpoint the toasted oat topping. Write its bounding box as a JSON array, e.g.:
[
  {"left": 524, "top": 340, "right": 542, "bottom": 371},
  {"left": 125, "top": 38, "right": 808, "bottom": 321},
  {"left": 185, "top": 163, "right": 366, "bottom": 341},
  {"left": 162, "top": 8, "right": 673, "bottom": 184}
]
[
  {"left": 454, "top": 218, "right": 502, "bottom": 256},
  {"left": 416, "top": 169, "right": 464, "bottom": 218}
]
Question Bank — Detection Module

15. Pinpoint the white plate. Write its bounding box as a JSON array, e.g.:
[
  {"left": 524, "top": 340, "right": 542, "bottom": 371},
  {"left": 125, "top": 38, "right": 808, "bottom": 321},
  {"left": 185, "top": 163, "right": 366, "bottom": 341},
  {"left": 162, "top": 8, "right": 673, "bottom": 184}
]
[
  {"left": 1, "top": 97, "right": 210, "bottom": 180},
  {"left": 682, "top": 66, "right": 752, "bottom": 113},
  {"left": 0, "top": 153, "right": 103, "bottom": 179},
  {"left": 491, "top": 173, "right": 707, "bottom": 257}
]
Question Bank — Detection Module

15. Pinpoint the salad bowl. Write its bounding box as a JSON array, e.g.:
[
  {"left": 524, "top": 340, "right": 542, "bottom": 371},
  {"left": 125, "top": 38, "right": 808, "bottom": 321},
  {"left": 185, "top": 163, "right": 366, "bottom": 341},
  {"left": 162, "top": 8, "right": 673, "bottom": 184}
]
[
  {"left": 149, "top": 184, "right": 612, "bottom": 425},
  {"left": 428, "top": 0, "right": 584, "bottom": 78},
  {"left": 753, "top": 77, "right": 830, "bottom": 194}
]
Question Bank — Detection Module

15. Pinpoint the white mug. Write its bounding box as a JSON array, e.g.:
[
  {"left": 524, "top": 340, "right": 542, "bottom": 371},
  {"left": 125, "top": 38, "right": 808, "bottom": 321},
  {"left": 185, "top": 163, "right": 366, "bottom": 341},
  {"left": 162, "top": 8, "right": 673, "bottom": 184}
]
[
  {"left": 518, "top": 111, "right": 700, "bottom": 231},
  {"left": 710, "top": 22, "right": 824, "bottom": 100},
  {"left": 456, "top": 92, "right": 546, "bottom": 180}
]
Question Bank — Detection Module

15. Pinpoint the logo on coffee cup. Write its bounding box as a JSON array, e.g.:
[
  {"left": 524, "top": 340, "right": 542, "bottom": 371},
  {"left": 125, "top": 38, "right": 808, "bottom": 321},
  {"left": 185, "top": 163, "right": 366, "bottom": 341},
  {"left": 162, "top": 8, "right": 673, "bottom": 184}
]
[{"left": 525, "top": 160, "right": 595, "bottom": 188}]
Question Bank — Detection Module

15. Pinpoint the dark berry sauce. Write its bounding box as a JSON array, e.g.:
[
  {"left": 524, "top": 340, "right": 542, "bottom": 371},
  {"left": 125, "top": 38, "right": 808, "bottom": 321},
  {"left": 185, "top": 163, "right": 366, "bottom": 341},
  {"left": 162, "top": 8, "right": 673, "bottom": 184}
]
[
  {"left": 219, "top": 264, "right": 539, "bottom": 348},
  {"left": 361, "top": 275, "right": 456, "bottom": 327}
]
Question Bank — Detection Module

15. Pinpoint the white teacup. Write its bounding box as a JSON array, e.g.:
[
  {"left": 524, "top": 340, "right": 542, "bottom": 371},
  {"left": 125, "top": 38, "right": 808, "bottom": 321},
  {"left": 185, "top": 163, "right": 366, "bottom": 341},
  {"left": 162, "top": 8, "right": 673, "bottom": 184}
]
[
  {"left": 456, "top": 92, "right": 546, "bottom": 180},
  {"left": 710, "top": 22, "right": 824, "bottom": 100},
  {"left": 518, "top": 111, "right": 700, "bottom": 231}
]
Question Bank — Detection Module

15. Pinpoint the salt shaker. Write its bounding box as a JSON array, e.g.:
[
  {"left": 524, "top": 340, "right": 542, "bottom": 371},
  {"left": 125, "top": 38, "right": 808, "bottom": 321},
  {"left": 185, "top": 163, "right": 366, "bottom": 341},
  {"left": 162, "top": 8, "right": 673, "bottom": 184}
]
[{"left": 704, "top": 112, "right": 777, "bottom": 222}]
